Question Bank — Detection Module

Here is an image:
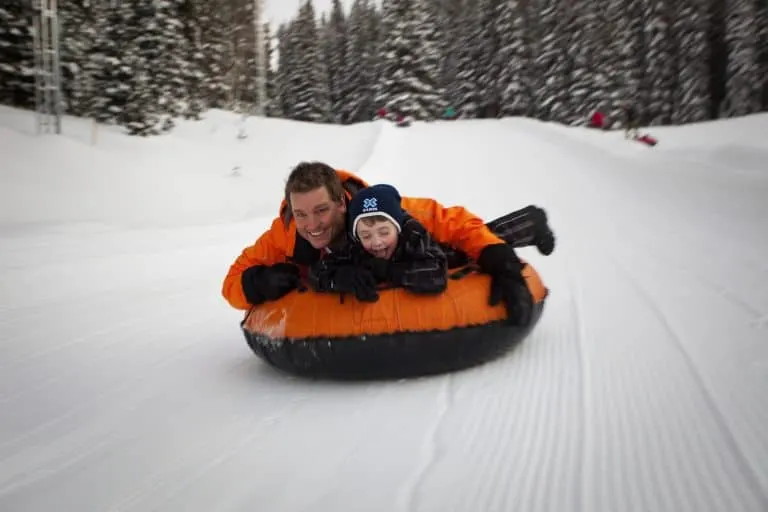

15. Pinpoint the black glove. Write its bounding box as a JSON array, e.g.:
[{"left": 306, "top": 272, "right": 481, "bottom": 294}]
[
  {"left": 364, "top": 257, "right": 391, "bottom": 283},
  {"left": 328, "top": 265, "right": 380, "bottom": 302},
  {"left": 241, "top": 263, "right": 301, "bottom": 305},
  {"left": 477, "top": 244, "right": 533, "bottom": 327}
]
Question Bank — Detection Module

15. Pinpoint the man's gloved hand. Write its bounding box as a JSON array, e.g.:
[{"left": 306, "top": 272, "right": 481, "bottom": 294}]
[
  {"left": 241, "top": 262, "right": 301, "bottom": 305},
  {"left": 329, "top": 266, "right": 380, "bottom": 302},
  {"left": 477, "top": 244, "right": 533, "bottom": 327}
]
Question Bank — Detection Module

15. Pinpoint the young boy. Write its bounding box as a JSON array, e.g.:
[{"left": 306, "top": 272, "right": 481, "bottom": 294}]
[{"left": 308, "top": 184, "right": 448, "bottom": 302}]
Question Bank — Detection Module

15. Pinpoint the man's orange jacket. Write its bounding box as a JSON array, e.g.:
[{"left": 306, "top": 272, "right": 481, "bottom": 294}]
[{"left": 222, "top": 170, "right": 503, "bottom": 310}]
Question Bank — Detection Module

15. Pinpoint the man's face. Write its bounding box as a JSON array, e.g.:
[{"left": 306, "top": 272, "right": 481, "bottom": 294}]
[{"left": 290, "top": 186, "right": 347, "bottom": 250}]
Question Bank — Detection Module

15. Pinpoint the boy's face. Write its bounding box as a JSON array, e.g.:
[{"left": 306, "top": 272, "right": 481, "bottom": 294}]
[{"left": 356, "top": 219, "right": 399, "bottom": 260}]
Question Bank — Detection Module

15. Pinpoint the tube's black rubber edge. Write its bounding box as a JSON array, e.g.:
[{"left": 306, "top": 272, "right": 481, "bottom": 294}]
[{"left": 243, "top": 301, "right": 545, "bottom": 380}]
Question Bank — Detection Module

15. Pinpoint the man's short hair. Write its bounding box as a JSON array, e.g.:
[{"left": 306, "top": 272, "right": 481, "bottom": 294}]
[{"left": 284, "top": 161, "right": 345, "bottom": 206}]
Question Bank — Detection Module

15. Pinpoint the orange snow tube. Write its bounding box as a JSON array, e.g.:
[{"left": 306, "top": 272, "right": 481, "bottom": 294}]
[{"left": 241, "top": 261, "right": 548, "bottom": 379}]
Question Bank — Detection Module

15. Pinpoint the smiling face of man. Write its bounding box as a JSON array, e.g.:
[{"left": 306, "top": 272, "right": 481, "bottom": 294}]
[{"left": 290, "top": 186, "right": 347, "bottom": 250}]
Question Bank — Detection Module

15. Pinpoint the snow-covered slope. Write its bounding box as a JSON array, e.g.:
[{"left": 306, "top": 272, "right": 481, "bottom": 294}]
[{"left": 1, "top": 106, "right": 767, "bottom": 511}]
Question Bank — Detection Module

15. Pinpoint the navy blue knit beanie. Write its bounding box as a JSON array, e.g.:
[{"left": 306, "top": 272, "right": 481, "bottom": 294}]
[{"left": 349, "top": 184, "right": 405, "bottom": 237}]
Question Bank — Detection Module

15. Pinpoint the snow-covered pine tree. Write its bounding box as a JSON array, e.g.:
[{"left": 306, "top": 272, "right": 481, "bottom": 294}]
[
  {"left": 531, "top": 0, "right": 572, "bottom": 123},
  {"left": 324, "top": 0, "right": 348, "bottom": 123},
  {"left": 613, "top": 0, "right": 646, "bottom": 125},
  {"left": 566, "top": 2, "right": 600, "bottom": 124},
  {"left": 475, "top": 0, "right": 504, "bottom": 118},
  {"left": 264, "top": 23, "right": 279, "bottom": 118},
  {"left": 496, "top": 0, "right": 535, "bottom": 118},
  {"left": 583, "top": 0, "right": 628, "bottom": 127},
  {"left": 422, "top": 0, "right": 451, "bottom": 105},
  {"left": 180, "top": 0, "right": 206, "bottom": 119},
  {"left": 451, "top": 0, "right": 483, "bottom": 117},
  {"left": 671, "top": 0, "right": 710, "bottom": 123},
  {"left": 373, "top": 0, "right": 404, "bottom": 115},
  {"left": 318, "top": 13, "right": 333, "bottom": 119},
  {"left": 643, "top": 0, "right": 676, "bottom": 125},
  {"left": 289, "top": 1, "right": 331, "bottom": 122},
  {"left": 59, "top": 0, "right": 94, "bottom": 117},
  {"left": 222, "top": 0, "right": 249, "bottom": 113},
  {"left": 374, "top": 0, "right": 407, "bottom": 115},
  {"left": 0, "top": 0, "right": 35, "bottom": 110},
  {"left": 437, "top": 0, "right": 465, "bottom": 103},
  {"left": 367, "top": 0, "right": 384, "bottom": 104},
  {"left": 340, "top": 0, "right": 380, "bottom": 123},
  {"left": 340, "top": 0, "right": 370, "bottom": 122},
  {"left": 153, "top": 0, "right": 189, "bottom": 131},
  {"left": 707, "top": 0, "right": 728, "bottom": 119},
  {"left": 232, "top": 0, "right": 266, "bottom": 115},
  {"left": 583, "top": 0, "right": 622, "bottom": 127},
  {"left": 198, "top": 0, "right": 229, "bottom": 109},
  {"left": 90, "top": 1, "right": 134, "bottom": 125},
  {"left": 758, "top": 0, "right": 768, "bottom": 109},
  {"left": 275, "top": 22, "right": 296, "bottom": 118},
  {"left": 375, "top": 0, "right": 443, "bottom": 120},
  {"left": 722, "top": 0, "right": 761, "bottom": 117},
  {"left": 412, "top": 0, "right": 445, "bottom": 118},
  {"left": 121, "top": 0, "right": 164, "bottom": 136}
]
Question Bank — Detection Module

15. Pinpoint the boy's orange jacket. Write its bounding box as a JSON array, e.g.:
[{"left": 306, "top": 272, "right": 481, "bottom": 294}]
[{"left": 222, "top": 169, "right": 504, "bottom": 310}]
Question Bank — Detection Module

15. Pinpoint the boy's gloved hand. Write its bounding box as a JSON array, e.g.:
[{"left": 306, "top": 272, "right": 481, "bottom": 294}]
[
  {"left": 241, "top": 263, "right": 301, "bottom": 305},
  {"left": 477, "top": 244, "right": 533, "bottom": 327},
  {"left": 364, "top": 257, "right": 391, "bottom": 282},
  {"left": 329, "top": 266, "right": 380, "bottom": 302}
]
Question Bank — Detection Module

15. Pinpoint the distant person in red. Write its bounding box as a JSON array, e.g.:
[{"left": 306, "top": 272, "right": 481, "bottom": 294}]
[
  {"left": 589, "top": 110, "right": 605, "bottom": 129},
  {"left": 376, "top": 107, "right": 388, "bottom": 119}
]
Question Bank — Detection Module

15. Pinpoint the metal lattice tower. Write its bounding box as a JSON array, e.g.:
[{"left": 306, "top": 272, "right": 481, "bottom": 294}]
[{"left": 33, "top": 0, "right": 63, "bottom": 134}]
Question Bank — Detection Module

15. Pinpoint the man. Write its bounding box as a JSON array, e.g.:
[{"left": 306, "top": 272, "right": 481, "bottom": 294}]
[{"left": 221, "top": 161, "right": 552, "bottom": 327}]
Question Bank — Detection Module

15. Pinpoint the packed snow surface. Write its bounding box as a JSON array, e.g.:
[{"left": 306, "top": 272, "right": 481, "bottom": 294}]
[{"left": 1, "top": 106, "right": 767, "bottom": 511}]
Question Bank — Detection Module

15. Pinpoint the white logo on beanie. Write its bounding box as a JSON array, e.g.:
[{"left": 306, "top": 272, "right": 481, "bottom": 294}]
[{"left": 362, "top": 197, "right": 378, "bottom": 212}]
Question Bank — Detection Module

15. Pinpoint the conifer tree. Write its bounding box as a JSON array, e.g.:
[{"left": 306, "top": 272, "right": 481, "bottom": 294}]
[
  {"left": 121, "top": 0, "right": 164, "bottom": 136},
  {"left": 451, "top": 0, "right": 483, "bottom": 117},
  {"left": 181, "top": 0, "right": 206, "bottom": 119},
  {"left": 198, "top": 0, "right": 229, "bottom": 108},
  {"left": 643, "top": 0, "right": 676, "bottom": 124},
  {"left": 264, "top": 23, "right": 279, "bottom": 117},
  {"left": 290, "top": 1, "right": 331, "bottom": 122},
  {"left": 476, "top": 0, "right": 505, "bottom": 117},
  {"left": 614, "top": 0, "right": 646, "bottom": 125},
  {"left": 564, "top": 1, "right": 597, "bottom": 124},
  {"left": 59, "top": 0, "right": 94, "bottom": 117},
  {"left": 90, "top": 1, "right": 134, "bottom": 125},
  {"left": 375, "top": 0, "right": 442, "bottom": 120},
  {"left": 153, "top": 0, "right": 189, "bottom": 130},
  {"left": 324, "top": 0, "right": 348, "bottom": 123},
  {"left": 532, "top": 0, "right": 572, "bottom": 122},
  {"left": 341, "top": 0, "right": 379, "bottom": 122},
  {"left": 0, "top": 1, "right": 35, "bottom": 110},
  {"left": 671, "top": 0, "right": 710, "bottom": 123},
  {"left": 722, "top": 0, "right": 761, "bottom": 116},
  {"left": 758, "top": 0, "right": 768, "bottom": 108}
]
